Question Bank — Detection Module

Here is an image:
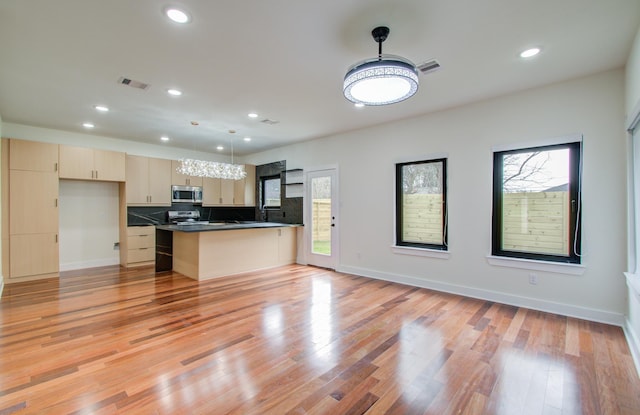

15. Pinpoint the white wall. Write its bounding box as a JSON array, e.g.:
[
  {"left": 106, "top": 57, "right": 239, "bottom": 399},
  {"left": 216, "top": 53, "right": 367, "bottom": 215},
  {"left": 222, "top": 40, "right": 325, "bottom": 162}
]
[
  {"left": 625, "top": 25, "right": 640, "bottom": 373},
  {"left": 246, "top": 69, "right": 627, "bottom": 324},
  {"left": 58, "top": 180, "right": 120, "bottom": 271},
  {"left": 0, "top": 113, "right": 3, "bottom": 296},
  {"left": 626, "top": 26, "right": 640, "bottom": 122}
]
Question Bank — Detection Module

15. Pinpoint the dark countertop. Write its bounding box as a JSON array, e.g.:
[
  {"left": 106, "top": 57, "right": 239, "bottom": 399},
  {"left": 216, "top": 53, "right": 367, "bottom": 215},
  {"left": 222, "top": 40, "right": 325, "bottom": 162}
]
[{"left": 155, "top": 221, "right": 302, "bottom": 233}]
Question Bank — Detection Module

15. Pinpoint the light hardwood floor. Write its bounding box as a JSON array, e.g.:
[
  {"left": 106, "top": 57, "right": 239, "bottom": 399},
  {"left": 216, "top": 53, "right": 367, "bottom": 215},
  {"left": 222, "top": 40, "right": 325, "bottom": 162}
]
[{"left": 1, "top": 265, "right": 639, "bottom": 414}]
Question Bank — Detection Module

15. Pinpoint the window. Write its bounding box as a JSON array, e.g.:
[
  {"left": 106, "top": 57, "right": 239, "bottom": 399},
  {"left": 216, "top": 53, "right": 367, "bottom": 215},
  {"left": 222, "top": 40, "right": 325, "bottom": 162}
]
[
  {"left": 395, "top": 158, "right": 447, "bottom": 250},
  {"left": 492, "top": 142, "right": 582, "bottom": 263},
  {"left": 262, "top": 176, "right": 281, "bottom": 208}
]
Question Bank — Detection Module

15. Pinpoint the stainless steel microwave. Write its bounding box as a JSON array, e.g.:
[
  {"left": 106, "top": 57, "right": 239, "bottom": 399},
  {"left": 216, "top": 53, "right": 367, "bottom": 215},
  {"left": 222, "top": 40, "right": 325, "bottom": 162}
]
[{"left": 171, "top": 185, "right": 203, "bottom": 204}]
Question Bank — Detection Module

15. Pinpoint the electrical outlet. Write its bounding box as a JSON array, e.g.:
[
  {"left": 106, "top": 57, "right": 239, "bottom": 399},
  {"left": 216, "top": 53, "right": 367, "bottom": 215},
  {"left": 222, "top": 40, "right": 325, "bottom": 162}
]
[
  {"left": 113, "top": 242, "right": 120, "bottom": 250},
  {"left": 528, "top": 273, "right": 538, "bottom": 285}
]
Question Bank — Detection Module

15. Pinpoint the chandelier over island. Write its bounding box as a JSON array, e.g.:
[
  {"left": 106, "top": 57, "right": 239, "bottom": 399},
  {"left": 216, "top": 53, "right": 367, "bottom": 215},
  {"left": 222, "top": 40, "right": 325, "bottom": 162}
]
[
  {"left": 176, "top": 159, "right": 246, "bottom": 180},
  {"left": 176, "top": 129, "right": 247, "bottom": 180}
]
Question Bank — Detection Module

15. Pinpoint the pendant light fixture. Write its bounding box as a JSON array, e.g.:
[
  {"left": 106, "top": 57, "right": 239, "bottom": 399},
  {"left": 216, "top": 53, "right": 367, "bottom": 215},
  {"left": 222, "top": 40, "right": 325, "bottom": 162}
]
[
  {"left": 176, "top": 130, "right": 247, "bottom": 180},
  {"left": 343, "top": 26, "right": 419, "bottom": 106}
]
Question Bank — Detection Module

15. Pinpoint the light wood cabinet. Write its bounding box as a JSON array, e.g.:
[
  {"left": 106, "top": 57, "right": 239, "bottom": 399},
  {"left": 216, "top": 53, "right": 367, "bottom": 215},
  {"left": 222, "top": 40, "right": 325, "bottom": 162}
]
[
  {"left": 126, "top": 226, "right": 155, "bottom": 267},
  {"left": 9, "top": 170, "right": 59, "bottom": 235},
  {"left": 59, "top": 145, "right": 125, "bottom": 182},
  {"left": 126, "top": 155, "right": 172, "bottom": 206},
  {"left": 171, "top": 160, "right": 203, "bottom": 187},
  {"left": 4, "top": 139, "right": 60, "bottom": 281},
  {"left": 202, "top": 164, "right": 255, "bottom": 206},
  {"left": 9, "top": 139, "right": 59, "bottom": 172},
  {"left": 10, "top": 233, "right": 59, "bottom": 278}
]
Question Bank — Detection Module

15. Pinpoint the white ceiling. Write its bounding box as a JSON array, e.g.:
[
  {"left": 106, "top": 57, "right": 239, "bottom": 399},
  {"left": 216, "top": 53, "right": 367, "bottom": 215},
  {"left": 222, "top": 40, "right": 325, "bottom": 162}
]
[{"left": 0, "top": 1, "right": 638, "bottom": 156}]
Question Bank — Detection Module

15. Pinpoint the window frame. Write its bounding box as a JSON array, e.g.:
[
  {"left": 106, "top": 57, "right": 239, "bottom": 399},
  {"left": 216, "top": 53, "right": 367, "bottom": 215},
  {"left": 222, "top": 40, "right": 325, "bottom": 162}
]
[
  {"left": 395, "top": 157, "right": 448, "bottom": 251},
  {"left": 261, "top": 175, "right": 281, "bottom": 209},
  {"left": 491, "top": 141, "right": 582, "bottom": 264}
]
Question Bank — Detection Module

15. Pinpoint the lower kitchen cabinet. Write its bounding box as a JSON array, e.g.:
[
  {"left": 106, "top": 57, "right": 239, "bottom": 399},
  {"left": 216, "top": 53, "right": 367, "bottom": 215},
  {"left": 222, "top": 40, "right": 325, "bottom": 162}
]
[
  {"left": 126, "top": 226, "right": 155, "bottom": 267},
  {"left": 9, "top": 233, "right": 59, "bottom": 279}
]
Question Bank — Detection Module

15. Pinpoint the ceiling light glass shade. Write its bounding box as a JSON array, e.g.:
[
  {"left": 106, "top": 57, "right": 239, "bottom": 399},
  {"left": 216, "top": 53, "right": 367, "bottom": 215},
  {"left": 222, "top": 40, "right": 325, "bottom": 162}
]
[
  {"left": 343, "top": 55, "right": 419, "bottom": 106},
  {"left": 177, "top": 159, "right": 247, "bottom": 180}
]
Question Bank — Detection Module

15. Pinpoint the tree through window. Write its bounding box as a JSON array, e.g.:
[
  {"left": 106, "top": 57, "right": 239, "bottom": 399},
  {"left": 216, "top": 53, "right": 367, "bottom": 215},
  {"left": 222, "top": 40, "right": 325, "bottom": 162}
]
[{"left": 492, "top": 142, "right": 582, "bottom": 263}]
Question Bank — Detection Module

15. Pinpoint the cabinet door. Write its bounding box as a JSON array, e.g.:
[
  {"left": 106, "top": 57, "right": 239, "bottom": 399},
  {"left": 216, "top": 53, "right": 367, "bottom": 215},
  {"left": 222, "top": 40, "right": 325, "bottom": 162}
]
[
  {"left": 203, "top": 177, "right": 222, "bottom": 205},
  {"left": 9, "top": 140, "right": 58, "bottom": 172},
  {"left": 243, "top": 164, "right": 256, "bottom": 206},
  {"left": 10, "top": 233, "right": 59, "bottom": 278},
  {"left": 9, "top": 170, "right": 58, "bottom": 234},
  {"left": 220, "top": 179, "right": 234, "bottom": 205},
  {"left": 126, "top": 155, "right": 150, "bottom": 205},
  {"left": 59, "top": 145, "right": 94, "bottom": 180},
  {"left": 148, "top": 158, "right": 172, "bottom": 205},
  {"left": 171, "top": 160, "right": 203, "bottom": 187},
  {"left": 94, "top": 149, "right": 125, "bottom": 182},
  {"left": 233, "top": 178, "right": 246, "bottom": 205}
]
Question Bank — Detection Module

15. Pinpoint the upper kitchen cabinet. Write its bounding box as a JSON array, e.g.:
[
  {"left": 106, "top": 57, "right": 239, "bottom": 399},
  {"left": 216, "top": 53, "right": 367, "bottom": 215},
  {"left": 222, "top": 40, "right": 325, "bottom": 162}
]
[
  {"left": 9, "top": 139, "right": 59, "bottom": 172},
  {"left": 126, "top": 155, "right": 172, "bottom": 206},
  {"left": 202, "top": 164, "right": 255, "bottom": 206},
  {"left": 171, "top": 160, "right": 203, "bottom": 187},
  {"left": 59, "top": 145, "right": 125, "bottom": 182},
  {"left": 238, "top": 164, "right": 256, "bottom": 206}
]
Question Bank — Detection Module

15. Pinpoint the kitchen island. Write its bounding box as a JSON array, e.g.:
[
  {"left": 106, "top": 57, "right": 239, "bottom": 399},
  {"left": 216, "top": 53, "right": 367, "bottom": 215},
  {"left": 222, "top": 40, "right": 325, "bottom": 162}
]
[{"left": 155, "top": 222, "right": 300, "bottom": 281}]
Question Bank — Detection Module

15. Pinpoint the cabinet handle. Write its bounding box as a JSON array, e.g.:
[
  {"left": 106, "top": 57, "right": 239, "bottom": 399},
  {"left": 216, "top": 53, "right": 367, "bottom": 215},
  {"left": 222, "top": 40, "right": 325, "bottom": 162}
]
[
  {"left": 54, "top": 198, "right": 58, "bottom": 207},
  {"left": 95, "top": 170, "right": 98, "bottom": 179},
  {"left": 54, "top": 162, "right": 58, "bottom": 172},
  {"left": 219, "top": 197, "right": 222, "bottom": 204},
  {"left": 55, "top": 234, "right": 58, "bottom": 243}
]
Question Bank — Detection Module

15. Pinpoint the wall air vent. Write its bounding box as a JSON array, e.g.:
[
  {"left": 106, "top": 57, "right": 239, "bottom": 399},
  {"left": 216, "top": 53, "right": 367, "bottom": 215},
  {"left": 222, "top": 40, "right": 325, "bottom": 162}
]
[
  {"left": 117, "top": 76, "right": 150, "bottom": 90},
  {"left": 416, "top": 59, "right": 441, "bottom": 75}
]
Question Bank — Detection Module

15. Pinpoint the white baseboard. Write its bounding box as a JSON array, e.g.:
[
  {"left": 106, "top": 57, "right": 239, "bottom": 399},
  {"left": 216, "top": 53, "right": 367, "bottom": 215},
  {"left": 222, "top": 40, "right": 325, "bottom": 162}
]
[
  {"left": 624, "top": 319, "right": 640, "bottom": 377},
  {"left": 59, "top": 258, "right": 120, "bottom": 272},
  {"left": 337, "top": 265, "right": 625, "bottom": 326}
]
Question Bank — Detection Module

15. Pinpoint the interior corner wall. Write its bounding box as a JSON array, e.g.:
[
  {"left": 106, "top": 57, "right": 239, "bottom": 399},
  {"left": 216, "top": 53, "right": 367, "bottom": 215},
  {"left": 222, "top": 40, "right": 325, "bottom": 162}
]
[
  {"left": 625, "top": 23, "right": 640, "bottom": 372},
  {"left": 0, "top": 112, "right": 3, "bottom": 297},
  {"left": 245, "top": 69, "right": 627, "bottom": 324},
  {"left": 626, "top": 25, "right": 640, "bottom": 121}
]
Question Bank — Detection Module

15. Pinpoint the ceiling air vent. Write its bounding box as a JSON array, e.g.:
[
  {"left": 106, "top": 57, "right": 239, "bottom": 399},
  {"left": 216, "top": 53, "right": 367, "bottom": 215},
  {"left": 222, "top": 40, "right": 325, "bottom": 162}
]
[
  {"left": 117, "top": 76, "right": 150, "bottom": 90},
  {"left": 260, "top": 119, "right": 279, "bottom": 125},
  {"left": 416, "top": 59, "right": 441, "bottom": 75}
]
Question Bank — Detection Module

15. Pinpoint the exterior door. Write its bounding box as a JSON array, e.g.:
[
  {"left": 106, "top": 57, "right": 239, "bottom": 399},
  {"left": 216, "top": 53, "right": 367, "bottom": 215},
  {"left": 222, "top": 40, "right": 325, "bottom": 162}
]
[{"left": 306, "top": 168, "right": 338, "bottom": 269}]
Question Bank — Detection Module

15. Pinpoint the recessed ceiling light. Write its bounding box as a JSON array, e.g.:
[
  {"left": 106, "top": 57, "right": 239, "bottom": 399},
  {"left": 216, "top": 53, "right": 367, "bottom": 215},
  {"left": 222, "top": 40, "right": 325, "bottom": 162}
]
[
  {"left": 216, "top": 146, "right": 224, "bottom": 151},
  {"left": 520, "top": 47, "right": 541, "bottom": 58},
  {"left": 243, "top": 137, "right": 251, "bottom": 142},
  {"left": 82, "top": 122, "right": 95, "bottom": 129},
  {"left": 354, "top": 103, "right": 365, "bottom": 108},
  {"left": 165, "top": 8, "right": 190, "bottom": 24},
  {"left": 167, "top": 89, "right": 182, "bottom": 96},
  {"left": 248, "top": 113, "right": 258, "bottom": 118},
  {"left": 161, "top": 136, "right": 170, "bottom": 142},
  {"left": 94, "top": 105, "right": 109, "bottom": 112}
]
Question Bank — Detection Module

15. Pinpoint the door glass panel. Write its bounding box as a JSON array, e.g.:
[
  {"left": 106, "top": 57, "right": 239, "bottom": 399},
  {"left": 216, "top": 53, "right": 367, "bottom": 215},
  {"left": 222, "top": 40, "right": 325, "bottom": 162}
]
[{"left": 311, "top": 176, "right": 331, "bottom": 255}]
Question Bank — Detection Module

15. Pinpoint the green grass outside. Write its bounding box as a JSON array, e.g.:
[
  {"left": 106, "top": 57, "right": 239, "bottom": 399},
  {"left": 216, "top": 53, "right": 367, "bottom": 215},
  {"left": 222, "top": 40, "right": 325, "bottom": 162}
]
[{"left": 312, "top": 240, "right": 331, "bottom": 255}]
